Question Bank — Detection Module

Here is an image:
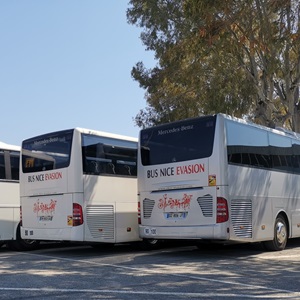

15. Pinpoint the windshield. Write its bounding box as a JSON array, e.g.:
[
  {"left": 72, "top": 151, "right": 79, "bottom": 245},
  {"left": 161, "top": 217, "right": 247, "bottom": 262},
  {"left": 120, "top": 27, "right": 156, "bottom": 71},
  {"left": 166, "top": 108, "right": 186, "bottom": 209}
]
[
  {"left": 22, "top": 130, "right": 73, "bottom": 173},
  {"left": 140, "top": 115, "right": 216, "bottom": 166}
]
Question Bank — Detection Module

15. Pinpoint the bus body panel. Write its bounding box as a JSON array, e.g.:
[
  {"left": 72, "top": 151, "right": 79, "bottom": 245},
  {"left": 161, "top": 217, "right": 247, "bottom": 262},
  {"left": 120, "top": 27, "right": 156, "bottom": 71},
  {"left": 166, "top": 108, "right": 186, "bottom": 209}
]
[
  {"left": 83, "top": 175, "right": 139, "bottom": 243},
  {"left": 139, "top": 185, "right": 230, "bottom": 240},
  {"left": 140, "top": 185, "right": 216, "bottom": 227},
  {"left": 20, "top": 169, "right": 69, "bottom": 196},
  {"left": 0, "top": 181, "right": 19, "bottom": 240},
  {"left": 228, "top": 164, "right": 300, "bottom": 242},
  {"left": 0, "top": 143, "right": 21, "bottom": 243},
  {"left": 21, "top": 193, "right": 84, "bottom": 241}
]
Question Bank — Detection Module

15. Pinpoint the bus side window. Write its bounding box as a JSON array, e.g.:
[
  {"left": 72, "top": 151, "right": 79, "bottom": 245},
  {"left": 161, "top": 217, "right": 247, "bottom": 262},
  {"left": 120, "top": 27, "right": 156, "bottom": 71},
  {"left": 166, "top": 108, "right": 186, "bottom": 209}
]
[
  {"left": 292, "top": 143, "right": 300, "bottom": 174},
  {"left": 115, "top": 161, "right": 137, "bottom": 176},
  {"left": 10, "top": 151, "right": 20, "bottom": 180},
  {"left": 108, "top": 162, "right": 115, "bottom": 174},
  {"left": 0, "top": 151, "right": 5, "bottom": 179}
]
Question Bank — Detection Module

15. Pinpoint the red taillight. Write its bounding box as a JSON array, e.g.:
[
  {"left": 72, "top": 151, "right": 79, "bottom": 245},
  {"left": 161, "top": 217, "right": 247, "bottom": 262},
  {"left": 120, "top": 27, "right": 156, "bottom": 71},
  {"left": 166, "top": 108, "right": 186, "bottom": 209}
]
[
  {"left": 217, "top": 197, "right": 229, "bottom": 223},
  {"left": 73, "top": 203, "right": 83, "bottom": 226},
  {"left": 138, "top": 201, "right": 141, "bottom": 224}
]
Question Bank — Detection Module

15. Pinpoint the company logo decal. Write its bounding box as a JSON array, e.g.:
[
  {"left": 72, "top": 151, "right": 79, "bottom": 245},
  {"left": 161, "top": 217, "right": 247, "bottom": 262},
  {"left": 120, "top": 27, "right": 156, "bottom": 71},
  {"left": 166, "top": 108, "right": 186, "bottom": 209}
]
[
  {"left": 158, "top": 194, "right": 192, "bottom": 211},
  {"left": 33, "top": 199, "right": 57, "bottom": 221}
]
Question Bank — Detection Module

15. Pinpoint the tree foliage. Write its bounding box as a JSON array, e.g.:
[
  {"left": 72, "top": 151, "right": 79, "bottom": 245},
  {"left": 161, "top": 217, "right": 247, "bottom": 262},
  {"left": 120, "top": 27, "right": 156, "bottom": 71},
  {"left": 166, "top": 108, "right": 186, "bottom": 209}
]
[{"left": 127, "top": 0, "right": 300, "bottom": 131}]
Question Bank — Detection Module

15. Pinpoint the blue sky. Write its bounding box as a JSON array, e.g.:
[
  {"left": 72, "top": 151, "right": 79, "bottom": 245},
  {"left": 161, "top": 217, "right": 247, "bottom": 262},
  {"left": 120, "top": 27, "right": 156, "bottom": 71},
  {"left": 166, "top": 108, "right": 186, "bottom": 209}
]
[{"left": 0, "top": 1, "right": 155, "bottom": 146}]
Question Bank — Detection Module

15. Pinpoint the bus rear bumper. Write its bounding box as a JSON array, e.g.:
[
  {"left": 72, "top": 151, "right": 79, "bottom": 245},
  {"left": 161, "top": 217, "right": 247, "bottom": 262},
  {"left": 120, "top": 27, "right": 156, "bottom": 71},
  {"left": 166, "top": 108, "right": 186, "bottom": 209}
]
[
  {"left": 139, "top": 224, "right": 229, "bottom": 240},
  {"left": 21, "top": 226, "right": 84, "bottom": 242}
]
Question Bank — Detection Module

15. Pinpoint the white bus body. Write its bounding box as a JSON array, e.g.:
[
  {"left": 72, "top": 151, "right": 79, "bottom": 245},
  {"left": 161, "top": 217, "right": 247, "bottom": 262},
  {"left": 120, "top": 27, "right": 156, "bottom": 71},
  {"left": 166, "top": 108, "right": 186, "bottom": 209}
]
[
  {"left": 0, "top": 141, "right": 38, "bottom": 250},
  {"left": 138, "top": 114, "right": 300, "bottom": 251},
  {"left": 20, "top": 128, "right": 141, "bottom": 245}
]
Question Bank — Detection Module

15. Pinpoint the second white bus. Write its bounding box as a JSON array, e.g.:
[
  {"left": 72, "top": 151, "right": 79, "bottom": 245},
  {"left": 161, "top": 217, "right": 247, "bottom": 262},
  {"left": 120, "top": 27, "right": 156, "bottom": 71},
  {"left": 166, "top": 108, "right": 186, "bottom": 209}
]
[
  {"left": 0, "top": 141, "right": 38, "bottom": 251},
  {"left": 20, "top": 128, "right": 142, "bottom": 246},
  {"left": 138, "top": 114, "right": 300, "bottom": 251}
]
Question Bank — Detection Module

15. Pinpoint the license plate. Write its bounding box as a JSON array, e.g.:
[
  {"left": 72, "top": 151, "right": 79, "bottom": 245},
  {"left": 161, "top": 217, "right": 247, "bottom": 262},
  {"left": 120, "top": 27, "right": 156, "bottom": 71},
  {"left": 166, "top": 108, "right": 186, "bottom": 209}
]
[
  {"left": 144, "top": 227, "right": 157, "bottom": 235},
  {"left": 165, "top": 212, "right": 187, "bottom": 219}
]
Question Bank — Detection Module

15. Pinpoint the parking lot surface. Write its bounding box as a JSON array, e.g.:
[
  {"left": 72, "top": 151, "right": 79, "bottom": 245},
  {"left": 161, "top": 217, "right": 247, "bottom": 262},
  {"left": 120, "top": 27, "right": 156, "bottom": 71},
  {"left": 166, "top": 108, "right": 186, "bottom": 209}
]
[{"left": 1, "top": 239, "right": 300, "bottom": 299}]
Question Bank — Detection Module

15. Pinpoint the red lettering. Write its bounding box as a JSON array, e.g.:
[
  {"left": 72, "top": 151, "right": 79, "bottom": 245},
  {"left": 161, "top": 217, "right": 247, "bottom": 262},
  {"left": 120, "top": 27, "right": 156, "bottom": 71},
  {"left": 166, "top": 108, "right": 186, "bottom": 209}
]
[
  {"left": 176, "top": 163, "right": 205, "bottom": 175},
  {"left": 45, "top": 172, "right": 62, "bottom": 180},
  {"left": 158, "top": 194, "right": 192, "bottom": 211}
]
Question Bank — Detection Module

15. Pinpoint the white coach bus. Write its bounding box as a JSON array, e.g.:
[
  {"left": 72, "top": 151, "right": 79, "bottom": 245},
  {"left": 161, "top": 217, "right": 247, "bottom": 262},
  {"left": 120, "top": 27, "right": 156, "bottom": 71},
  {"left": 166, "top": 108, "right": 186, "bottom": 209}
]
[
  {"left": 20, "top": 128, "right": 142, "bottom": 246},
  {"left": 0, "top": 141, "right": 38, "bottom": 250},
  {"left": 138, "top": 113, "right": 300, "bottom": 251}
]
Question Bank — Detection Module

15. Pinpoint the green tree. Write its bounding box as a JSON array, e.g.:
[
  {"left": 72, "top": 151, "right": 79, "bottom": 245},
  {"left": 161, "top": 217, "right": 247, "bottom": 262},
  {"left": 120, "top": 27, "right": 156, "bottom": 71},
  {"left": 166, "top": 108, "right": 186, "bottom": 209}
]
[{"left": 127, "top": 0, "right": 300, "bottom": 130}]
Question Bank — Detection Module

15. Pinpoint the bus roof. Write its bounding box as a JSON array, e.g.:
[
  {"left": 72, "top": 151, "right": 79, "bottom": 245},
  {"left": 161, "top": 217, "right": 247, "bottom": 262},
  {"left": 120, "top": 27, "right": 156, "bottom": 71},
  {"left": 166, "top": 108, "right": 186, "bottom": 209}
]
[
  {"left": 22, "top": 128, "right": 138, "bottom": 144},
  {"left": 74, "top": 127, "right": 138, "bottom": 142},
  {"left": 0, "top": 141, "right": 20, "bottom": 151},
  {"left": 220, "top": 113, "right": 300, "bottom": 140},
  {"left": 140, "top": 113, "right": 300, "bottom": 141}
]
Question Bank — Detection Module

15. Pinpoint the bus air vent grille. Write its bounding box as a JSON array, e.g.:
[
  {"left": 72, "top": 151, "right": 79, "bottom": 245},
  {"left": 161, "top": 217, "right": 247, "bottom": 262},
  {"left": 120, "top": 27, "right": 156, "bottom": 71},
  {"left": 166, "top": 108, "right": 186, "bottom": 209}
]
[
  {"left": 231, "top": 199, "right": 252, "bottom": 238},
  {"left": 197, "top": 195, "right": 213, "bottom": 217},
  {"left": 86, "top": 205, "right": 115, "bottom": 240},
  {"left": 143, "top": 198, "right": 155, "bottom": 219}
]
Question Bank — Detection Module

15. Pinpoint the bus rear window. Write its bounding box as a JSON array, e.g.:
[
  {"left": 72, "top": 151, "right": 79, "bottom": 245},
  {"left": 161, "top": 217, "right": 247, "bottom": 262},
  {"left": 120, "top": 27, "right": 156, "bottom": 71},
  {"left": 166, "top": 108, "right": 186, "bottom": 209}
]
[
  {"left": 22, "top": 130, "right": 73, "bottom": 173},
  {"left": 140, "top": 116, "right": 216, "bottom": 166}
]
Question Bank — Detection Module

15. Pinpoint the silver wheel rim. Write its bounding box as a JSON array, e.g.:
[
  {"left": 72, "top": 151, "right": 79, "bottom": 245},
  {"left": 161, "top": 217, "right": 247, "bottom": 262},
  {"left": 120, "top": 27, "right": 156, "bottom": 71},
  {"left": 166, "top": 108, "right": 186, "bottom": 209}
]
[{"left": 276, "top": 221, "right": 287, "bottom": 245}]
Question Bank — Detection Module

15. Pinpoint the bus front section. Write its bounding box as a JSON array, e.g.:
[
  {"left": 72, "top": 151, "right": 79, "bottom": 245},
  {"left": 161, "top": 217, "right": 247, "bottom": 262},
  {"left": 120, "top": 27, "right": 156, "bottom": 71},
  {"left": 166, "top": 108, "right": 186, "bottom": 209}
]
[{"left": 138, "top": 115, "right": 230, "bottom": 242}]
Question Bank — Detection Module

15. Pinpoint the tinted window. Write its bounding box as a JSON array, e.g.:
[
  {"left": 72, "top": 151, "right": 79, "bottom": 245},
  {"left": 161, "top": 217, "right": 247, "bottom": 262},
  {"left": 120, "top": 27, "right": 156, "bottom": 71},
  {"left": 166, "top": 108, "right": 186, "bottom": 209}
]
[
  {"left": 227, "top": 120, "right": 300, "bottom": 174},
  {"left": 82, "top": 134, "right": 137, "bottom": 177},
  {"left": 227, "top": 120, "right": 271, "bottom": 168},
  {"left": 269, "top": 133, "right": 293, "bottom": 172},
  {"left": 292, "top": 142, "right": 300, "bottom": 173},
  {"left": 0, "top": 150, "right": 20, "bottom": 180},
  {"left": 0, "top": 150, "right": 5, "bottom": 179},
  {"left": 140, "top": 116, "right": 216, "bottom": 166},
  {"left": 22, "top": 130, "right": 73, "bottom": 173},
  {"left": 10, "top": 151, "right": 20, "bottom": 180}
]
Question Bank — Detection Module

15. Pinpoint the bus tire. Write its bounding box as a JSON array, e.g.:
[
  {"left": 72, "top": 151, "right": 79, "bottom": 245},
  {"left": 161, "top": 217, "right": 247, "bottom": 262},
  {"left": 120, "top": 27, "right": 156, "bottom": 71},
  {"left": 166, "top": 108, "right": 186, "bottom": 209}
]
[
  {"left": 140, "top": 239, "right": 162, "bottom": 250},
  {"left": 90, "top": 243, "right": 115, "bottom": 250},
  {"left": 7, "top": 224, "right": 40, "bottom": 251},
  {"left": 263, "top": 215, "right": 288, "bottom": 251}
]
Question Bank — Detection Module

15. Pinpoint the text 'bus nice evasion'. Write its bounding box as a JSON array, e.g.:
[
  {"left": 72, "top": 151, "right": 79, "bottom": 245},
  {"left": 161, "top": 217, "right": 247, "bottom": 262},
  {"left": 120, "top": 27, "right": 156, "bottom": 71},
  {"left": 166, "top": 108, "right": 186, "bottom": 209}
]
[
  {"left": 20, "top": 128, "right": 143, "bottom": 246},
  {"left": 138, "top": 114, "right": 300, "bottom": 251}
]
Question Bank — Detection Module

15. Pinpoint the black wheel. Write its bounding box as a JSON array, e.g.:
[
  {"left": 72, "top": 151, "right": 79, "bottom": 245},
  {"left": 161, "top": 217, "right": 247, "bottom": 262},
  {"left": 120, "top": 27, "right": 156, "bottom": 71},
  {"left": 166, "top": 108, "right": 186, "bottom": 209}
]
[
  {"left": 196, "top": 241, "right": 225, "bottom": 251},
  {"left": 90, "top": 243, "right": 115, "bottom": 250},
  {"left": 7, "top": 224, "right": 40, "bottom": 251},
  {"left": 263, "top": 215, "right": 288, "bottom": 251},
  {"left": 140, "top": 239, "right": 163, "bottom": 250}
]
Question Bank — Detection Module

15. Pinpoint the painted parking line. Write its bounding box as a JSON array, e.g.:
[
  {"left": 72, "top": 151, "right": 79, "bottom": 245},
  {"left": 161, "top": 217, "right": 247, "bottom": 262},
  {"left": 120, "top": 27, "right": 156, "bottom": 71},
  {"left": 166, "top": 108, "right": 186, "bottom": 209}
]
[{"left": 0, "top": 287, "right": 300, "bottom": 299}]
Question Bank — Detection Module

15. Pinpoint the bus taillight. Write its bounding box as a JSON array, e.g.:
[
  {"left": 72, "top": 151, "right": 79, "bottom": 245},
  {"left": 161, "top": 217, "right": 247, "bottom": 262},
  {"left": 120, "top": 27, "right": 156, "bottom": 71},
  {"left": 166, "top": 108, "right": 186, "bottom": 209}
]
[
  {"left": 73, "top": 203, "right": 83, "bottom": 226},
  {"left": 138, "top": 202, "right": 141, "bottom": 224},
  {"left": 216, "top": 197, "right": 229, "bottom": 223}
]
